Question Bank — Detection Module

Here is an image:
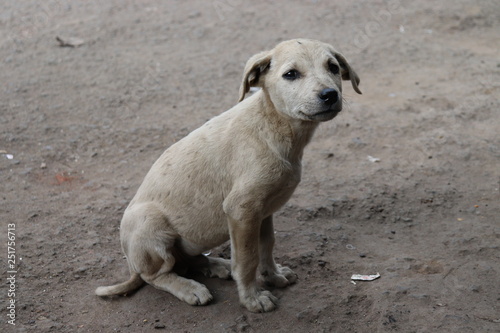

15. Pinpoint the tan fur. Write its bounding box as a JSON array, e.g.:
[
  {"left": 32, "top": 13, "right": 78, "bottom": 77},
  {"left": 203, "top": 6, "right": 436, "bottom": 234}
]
[{"left": 95, "top": 39, "right": 361, "bottom": 312}]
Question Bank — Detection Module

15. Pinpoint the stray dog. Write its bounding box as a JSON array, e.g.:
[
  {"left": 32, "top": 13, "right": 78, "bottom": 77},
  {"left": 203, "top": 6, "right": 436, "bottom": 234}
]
[{"left": 95, "top": 39, "right": 361, "bottom": 312}]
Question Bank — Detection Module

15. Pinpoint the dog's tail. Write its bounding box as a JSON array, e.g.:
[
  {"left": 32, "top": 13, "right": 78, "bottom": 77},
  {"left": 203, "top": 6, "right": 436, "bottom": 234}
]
[{"left": 95, "top": 273, "right": 145, "bottom": 297}]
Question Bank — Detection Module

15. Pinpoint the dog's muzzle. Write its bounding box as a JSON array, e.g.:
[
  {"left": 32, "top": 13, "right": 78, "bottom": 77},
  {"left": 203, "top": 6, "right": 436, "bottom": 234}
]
[{"left": 308, "top": 88, "right": 342, "bottom": 121}]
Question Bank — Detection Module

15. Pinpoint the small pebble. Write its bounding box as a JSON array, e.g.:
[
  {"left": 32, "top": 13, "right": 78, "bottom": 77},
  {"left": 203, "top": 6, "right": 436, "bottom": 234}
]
[{"left": 469, "top": 285, "right": 481, "bottom": 292}]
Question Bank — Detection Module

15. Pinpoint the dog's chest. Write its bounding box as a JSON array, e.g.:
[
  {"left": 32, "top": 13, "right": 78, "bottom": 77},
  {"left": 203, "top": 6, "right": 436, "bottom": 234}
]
[{"left": 264, "top": 165, "right": 301, "bottom": 215}]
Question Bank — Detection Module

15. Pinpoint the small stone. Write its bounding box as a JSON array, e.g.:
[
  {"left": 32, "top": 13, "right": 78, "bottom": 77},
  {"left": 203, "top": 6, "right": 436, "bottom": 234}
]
[
  {"left": 469, "top": 285, "right": 481, "bottom": 292},
  {"left": 76, "top": 266, "right": 88, "bottom": 273},
  {"left": 395, "top": 286, "right": 409, "bottom": 294},
  {"left": 19, "top": 168, "right": 32, "bottom": 175},
  {"left": 237, "top": 322, "right": 251, "bottom": 332},
  {"left": 409, "top": 294, "right": 430, "bottom": 300},
  {"left": 386, "top": 315, "right": 397, "bottom": 323},
  {"left": 188, "top": 11, "right": 201, "bottom": 19},
  {"left": 296, "top": 307, "right": 312, "bottom": 320},
  {"left": 235, "top": 315, "right": 247, "bottom": 323}
]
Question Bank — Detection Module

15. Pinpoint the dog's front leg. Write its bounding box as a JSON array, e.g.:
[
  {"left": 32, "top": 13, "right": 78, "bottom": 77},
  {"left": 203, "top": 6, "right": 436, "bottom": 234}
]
[
  {"left": 259, "top": 215, "right": 297, "bottom": 287},
  {"left": 228, "top": 215, "right": 278, "bottom": 312}
]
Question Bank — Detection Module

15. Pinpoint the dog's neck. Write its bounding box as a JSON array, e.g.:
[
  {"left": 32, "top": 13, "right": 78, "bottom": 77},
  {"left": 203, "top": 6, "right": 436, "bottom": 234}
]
[{"left": 254, "top": 90, "right": 319, "bottom": 162}]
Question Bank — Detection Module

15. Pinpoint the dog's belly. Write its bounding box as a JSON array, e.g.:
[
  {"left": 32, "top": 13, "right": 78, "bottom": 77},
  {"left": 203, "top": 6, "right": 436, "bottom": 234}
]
[{"left": 171, "top": 205, "right": 230, "bottom": 254}]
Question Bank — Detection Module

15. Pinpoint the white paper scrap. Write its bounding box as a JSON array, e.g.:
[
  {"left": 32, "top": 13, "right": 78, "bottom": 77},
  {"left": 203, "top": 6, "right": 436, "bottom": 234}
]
[{"left": 351, "top": 273, "right": 381, "bottom": 281}]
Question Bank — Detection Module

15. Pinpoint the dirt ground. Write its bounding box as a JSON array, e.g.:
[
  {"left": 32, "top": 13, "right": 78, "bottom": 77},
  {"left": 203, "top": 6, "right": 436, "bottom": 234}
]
[{"left": 1, "top": 0, "right": 499, "bottom": 332}]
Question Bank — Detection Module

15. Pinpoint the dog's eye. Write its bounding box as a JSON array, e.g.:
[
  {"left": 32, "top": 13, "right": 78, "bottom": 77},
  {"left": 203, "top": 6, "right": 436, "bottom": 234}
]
[
  {"left": 283, "top": 69, "right": 300, "bottom": 81},
  {"left": 328, "top": 62, "right": 340, "bottom": 75}
]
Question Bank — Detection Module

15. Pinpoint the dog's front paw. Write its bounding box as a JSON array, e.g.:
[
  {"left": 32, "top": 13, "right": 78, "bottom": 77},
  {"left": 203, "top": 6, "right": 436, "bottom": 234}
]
[
  {"left": 181, "top": 283, "right": 213, "bottom": 306},
  {"left": 241, "top": 290, "right": 278, "bottom": 313},
  {"left": 262, "top": 264, "right": 297, "bottom": 288}
]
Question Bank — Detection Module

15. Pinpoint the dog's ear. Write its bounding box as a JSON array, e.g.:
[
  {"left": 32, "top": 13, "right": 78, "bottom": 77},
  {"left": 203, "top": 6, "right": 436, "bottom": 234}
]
[
  {"left": 331, "top": 50, "right": 362, "bottom": 95},
  {"left": 238, "top": 50, "right": 272, "bottom": 102}
]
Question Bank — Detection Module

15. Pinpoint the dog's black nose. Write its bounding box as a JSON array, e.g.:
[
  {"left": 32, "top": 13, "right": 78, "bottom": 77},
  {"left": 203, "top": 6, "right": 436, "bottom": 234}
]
[{"left": 319, "top": 88, "right": 339, "bottom": 106}]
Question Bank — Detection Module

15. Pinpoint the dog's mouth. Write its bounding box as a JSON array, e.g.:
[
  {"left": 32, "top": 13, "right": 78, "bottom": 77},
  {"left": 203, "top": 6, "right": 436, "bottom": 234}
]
[{"left": 300, "top": 107, "right": 341, "bottom": 122}]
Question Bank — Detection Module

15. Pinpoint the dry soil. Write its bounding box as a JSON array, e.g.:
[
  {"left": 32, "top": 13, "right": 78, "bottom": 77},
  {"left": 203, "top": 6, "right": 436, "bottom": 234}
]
[{"left": 1, "top": 1, "right": 499, "bottom": 332}]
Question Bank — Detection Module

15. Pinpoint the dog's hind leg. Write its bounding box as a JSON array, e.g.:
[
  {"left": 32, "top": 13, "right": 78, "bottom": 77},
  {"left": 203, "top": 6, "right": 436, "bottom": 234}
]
[
  {"left": 142, "top": 268, "right": 213, "bottom": 306},
  {"left": 123, "top": 205, "right": 213, "bottom": 306},
  {"left": 187, "top": 255, "right": 232, "bottom": 279},
  {"left": 138, "top": 248, "right": 214, "bottom": 305}
]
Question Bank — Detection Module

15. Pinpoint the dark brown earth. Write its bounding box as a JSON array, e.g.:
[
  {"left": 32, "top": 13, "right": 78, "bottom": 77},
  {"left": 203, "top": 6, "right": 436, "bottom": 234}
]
[{"left": 1, "top": 1, "right": 499, "bottom": 332}]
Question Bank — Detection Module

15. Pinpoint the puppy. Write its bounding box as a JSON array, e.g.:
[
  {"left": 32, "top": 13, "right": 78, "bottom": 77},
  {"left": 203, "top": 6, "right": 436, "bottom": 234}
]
[{"left": 95, "top": 39, "right": 361, "bottom": 312}]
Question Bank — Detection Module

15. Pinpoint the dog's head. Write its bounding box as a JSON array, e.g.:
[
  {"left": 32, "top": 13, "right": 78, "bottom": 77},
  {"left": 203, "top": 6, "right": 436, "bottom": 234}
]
[{"left": 239, "top": 39, "right": 361, "bottom": 122}]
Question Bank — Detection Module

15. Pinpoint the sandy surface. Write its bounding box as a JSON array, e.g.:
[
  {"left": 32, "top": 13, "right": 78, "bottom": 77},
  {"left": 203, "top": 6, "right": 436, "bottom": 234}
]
[{"left": 1, "top": 1, "right": 499, "bottom": 332}]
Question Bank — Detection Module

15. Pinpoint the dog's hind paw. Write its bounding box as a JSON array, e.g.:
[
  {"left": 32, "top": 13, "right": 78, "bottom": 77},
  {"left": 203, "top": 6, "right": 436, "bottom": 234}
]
[
  {"left": 261, "top": 264, "right": 297, "bottom": 288},
  {"left": 202, "top": 257, "right": 232, "bottom": 279}
]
